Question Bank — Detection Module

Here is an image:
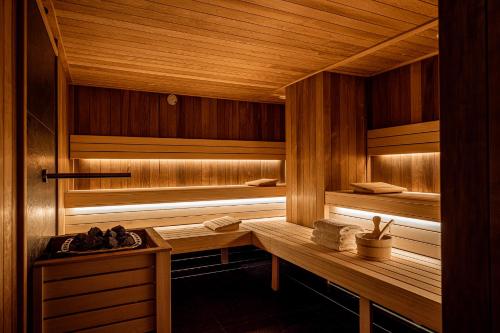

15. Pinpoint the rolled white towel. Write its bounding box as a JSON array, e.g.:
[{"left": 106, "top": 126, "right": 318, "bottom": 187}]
[{"left": 313, "top": 219, "right": 363, "bottom": 236}]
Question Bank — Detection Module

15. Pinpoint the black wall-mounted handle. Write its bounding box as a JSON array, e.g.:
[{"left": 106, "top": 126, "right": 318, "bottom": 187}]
[{"left": 41, "top": 169, "right": 131, "bottom": 183}]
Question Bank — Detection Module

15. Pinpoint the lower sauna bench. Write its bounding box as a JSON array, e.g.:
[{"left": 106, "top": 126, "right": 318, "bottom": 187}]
[
  {"left": 156, "top": 219, "right": 441, "bottom": 332},
  {"left": 32, "top": 228, "right": 172, "bottom": 333}
]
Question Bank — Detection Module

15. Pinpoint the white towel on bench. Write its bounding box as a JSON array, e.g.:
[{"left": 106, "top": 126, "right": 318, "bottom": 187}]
[
  {"left": 203, "top": 216, "right": 241, "bottom": 232},
  {"left": 313, "top": 219, "right": 363, "bottom": 236},
  {"left": 311, "top": 219, "right": 363, "bottom": 251}
]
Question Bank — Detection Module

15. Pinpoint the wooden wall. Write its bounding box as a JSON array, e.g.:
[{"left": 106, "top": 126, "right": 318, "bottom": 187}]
[
  {"left": 0, "top": 0, "right": 17, "bottom": 331},
  {"left": 368, "top": 56, "right": 440, "bottom": 193},
  {"left": 71, "top": 86, "right": 284, "bottom": 141},
  {"left": 70, "top": 86, "right": 285, "bottom": 190},
  {"left": 369, "top": 55, "right": 440, "bottom": 129},
  {"left": 286, "top": 72, "right": 366, "bottom": 227},
  {"left": 440, "top": 0, "right": 499, "bottom": 332}
]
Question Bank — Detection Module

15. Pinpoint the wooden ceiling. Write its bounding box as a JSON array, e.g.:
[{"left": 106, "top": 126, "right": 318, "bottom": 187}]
[{"left": 49, "top": 0, "right": 439, "bottom": 102}]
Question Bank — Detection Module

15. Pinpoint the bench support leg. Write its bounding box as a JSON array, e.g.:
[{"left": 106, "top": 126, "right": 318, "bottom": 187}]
[
  {"left": 359, "top": 297, "right": 372, "bottom": 333},
  {"left": 221, "top": 248, "right": 229, "bottom": 264},
  {"left": 271, "top": 255, "right": 280, "bottom": 291}
]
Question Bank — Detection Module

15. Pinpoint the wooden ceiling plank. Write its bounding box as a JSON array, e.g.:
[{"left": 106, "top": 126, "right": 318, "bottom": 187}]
[
  {"left": 112, "top": 0, "right": 376, "bottom": 50},
  {"left": 70, "top": 67, "right": 282, "bottom": 102},
  {"left": 58, "top": 20, "right": 329, "bottom": 70},
  {"left": 171, "top": 0, "right": 384, "bottom": 45},
  {"left": 281, "top": 0, "right": 428, "bottom": 28},
  {"left": 373, "top": 0, "right": 438, "bottom": 18},
  {"left": 66, "top": 59, "right": 280, "bottom": 89},
  {"left": 243, "top": 0, "right": 405, "bottom": 36},
  {"left": 277, "top": 18, "right": 438, "bottom": 91},
  {"left": 64, "top": 53, "right": 293, "bottom": 85},
  {"left": 59, "top": 25, "right": 337, "bottom": 71},
  {"left": 55, "top": 0, "right": 354, "bottom": 59},
  {"left": 370, "top": 50, "right": 439, "bottom": 76},
  {"left": 199, "top": 0, "right": 397, "bottom": 39},
  {"left": 303, "top": 0, "right": 435, "bottom": 22},
  {"left": 63, "top": 43, "right": 308, "bottom": 79}
]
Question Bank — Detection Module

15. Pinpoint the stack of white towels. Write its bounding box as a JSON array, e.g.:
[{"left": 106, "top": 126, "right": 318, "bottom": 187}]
[{"left": 311, "top": 219, "right": 363, "bottom": 251}]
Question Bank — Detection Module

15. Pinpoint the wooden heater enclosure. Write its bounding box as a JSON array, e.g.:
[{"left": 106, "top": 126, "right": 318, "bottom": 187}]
[{"left": 32, "top": 229, "right": 171, "bottom": 333}]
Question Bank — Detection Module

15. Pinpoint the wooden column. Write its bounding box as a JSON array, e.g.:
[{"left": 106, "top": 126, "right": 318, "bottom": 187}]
[
  {"left": 440, "top": 1, "right": 500, "bottom": 332},
  {"left": 285, "top": 72, "right": 366, "bottom": 226},
  {"left": 220, "top": 248, "right": 229, "bottom": 264},
  {"left": 271, "top": 255, "right": 279, "bottom": 291},
  {"left": 1, "top": 0, "right": 18, "bottom": 331},
  {"left": 359, "top": 297, "right": 372, "bottom": 333}
]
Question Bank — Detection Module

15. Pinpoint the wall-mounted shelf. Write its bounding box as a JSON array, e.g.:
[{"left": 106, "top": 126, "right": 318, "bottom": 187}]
[
  {"left": 325, "top": 190, "right": 440, "bottom": 222},
  {"left": 65, "top": 185, "right": 286, "bottom": 208},
  {"left": 70, "top": 135, "right": 286, "bottom": 160},
  {"left": 367, "top": 121, "right": 439, "bottom": 155}
]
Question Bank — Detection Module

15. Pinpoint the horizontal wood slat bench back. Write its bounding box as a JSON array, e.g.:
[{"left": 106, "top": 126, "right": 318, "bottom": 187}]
[{"left": 155, "top": 219, "right": 441, "bottom": 332}]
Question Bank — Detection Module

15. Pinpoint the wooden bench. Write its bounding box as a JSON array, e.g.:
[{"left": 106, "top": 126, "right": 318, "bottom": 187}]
[{"left": 156, "top": 219, "right": 441, "bottom": 332}]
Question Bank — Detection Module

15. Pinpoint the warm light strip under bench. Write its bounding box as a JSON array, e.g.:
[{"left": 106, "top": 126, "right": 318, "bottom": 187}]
[
  {"left": 367, "top": 120, "right": 440, "bottom": 155},
  {"left": 65, "top": 185, "right": 286, "bottom": 208},
  {"left": 325, "top": 191, "right": 441, "bottom": 222},
  {"left": 70, "top": 135, "right": 285, "bottom": 160}
]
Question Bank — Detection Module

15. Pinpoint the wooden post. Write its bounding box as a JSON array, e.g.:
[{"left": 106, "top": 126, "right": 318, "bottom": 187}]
[
  {"left": 221, "top": 248, "right": 229, "bottom": 264},
  {"left": 156, "top": 251, "right": 171, "bottom": 333},
  {"left": 440, "top": 0, "right": 500, "bottom": 332},
  {"left": 359, "top": 297, "right": 372, "bottom": 333},
  {"left": 271, "top": 255, "right": 280, "bottom": 291},
  {"left": 33, "top": 266, "right": 44, "bottom": 333}
]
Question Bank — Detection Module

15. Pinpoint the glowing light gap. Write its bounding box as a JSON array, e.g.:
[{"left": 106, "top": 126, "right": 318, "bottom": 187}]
[{"left": 68, "top": 197, "right": 286, "bottom": 215}]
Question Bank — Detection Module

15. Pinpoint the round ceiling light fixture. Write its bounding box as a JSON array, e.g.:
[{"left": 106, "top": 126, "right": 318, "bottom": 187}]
[{"left": 167, "top": 94, "right": 178, "bottom": 106}]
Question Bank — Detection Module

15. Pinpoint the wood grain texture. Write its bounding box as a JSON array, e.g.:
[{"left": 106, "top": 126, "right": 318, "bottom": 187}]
[
  {"left": 286, "top": 72, "right": 366, "bottom": 227},
  {"left": 64, "top": 201, "right": 285, "bottom": 233},
  {"left": 325, "top": 191, "right": 440, "bottom": 222},
  {"left": 0, "top": 0, "right": 17, "bottom": 331},
  {"left": 33, "top": 228, "right": 171, "bottom": 332},
  {"left": 65, "top": 185, "right": 286, "bottom": 208},
  {"left": 72, "top": 159, "right": 284, "bottom": 191},
  {"left": 370, "top": 153, "right": 440, "bottom": 193},
  {"left": 367, "top": 57, "right": 440, "bottom": 194},
  {"left": 69, "top": 85, "right": 285, "bottom": 190},
  {"left": 71, "top": 85, "right": 284, "bottom": 140},
  {"left": 440, "top": 0, "right": 499, "bottom": 332},
  {"left": 368, "top": 56, "right": 440, "bottom": 130},
  {"left": 243, "top": 220, "right": 441, "bottom": 332},
  {"left": 70, "top": 135, "right": 285, "bottom": 160},
  {"left": 367, "top": 121, "right": 439, "bottom": 155},
  {"left": 51, "top": 0, "right": 438, "bottom": 101},
  {"left": 155, "top": 224, "right": 252, "bottom": 255}
]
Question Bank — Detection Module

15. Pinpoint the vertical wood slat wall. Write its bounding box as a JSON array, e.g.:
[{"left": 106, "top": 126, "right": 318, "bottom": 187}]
[
  {"left": 368, "top": 56, "right": 440, "bottom": 193},
  {"left": 69, "top": 86, "right": 286, "bottom": 190},
  {"left": 440, "top": 0, "right": 500, "bottom": 332},
  {"left": 286, "top": 72, "right": 366, "bottom": 227},
  {"left": 0, "top": 0, "right": 17, "bottom": 331}
]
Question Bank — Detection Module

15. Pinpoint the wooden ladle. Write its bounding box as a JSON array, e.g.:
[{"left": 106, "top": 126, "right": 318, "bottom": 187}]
[{"left": 378, "top": 219, "right": 394, "bottom": 240}]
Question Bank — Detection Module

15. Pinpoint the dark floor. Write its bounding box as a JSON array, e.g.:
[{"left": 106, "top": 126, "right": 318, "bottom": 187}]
[{"left": 171, "top": 247, "right": 433, "bottom": 333}]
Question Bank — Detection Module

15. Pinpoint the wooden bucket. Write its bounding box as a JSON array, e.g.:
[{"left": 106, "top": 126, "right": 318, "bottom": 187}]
[{"left": 355, "top": 233, "right": 393, "bottom": 261}]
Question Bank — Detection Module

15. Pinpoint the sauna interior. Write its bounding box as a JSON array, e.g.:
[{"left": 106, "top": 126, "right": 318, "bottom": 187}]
[{"left": 1, "top": 1, "right": 498, "bottom": 332}]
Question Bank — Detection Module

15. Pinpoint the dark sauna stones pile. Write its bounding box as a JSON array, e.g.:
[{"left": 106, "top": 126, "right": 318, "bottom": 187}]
[{"left": 71, "top": 225, "right": 135, "bottom": 251}]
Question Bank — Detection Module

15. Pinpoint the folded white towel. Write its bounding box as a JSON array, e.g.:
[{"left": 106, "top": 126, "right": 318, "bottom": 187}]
[
  {"left": 312, "top": 229, "right": 357, "bottom": 243},
  {"left": 203, "top": 216, "right": 241, "bottom": 232},
  {"left": 311, "top": 235, "right": 357, "bottom": 251},
  {"left": 313, "top": 219, "right": 363, "bottom": 236}
]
